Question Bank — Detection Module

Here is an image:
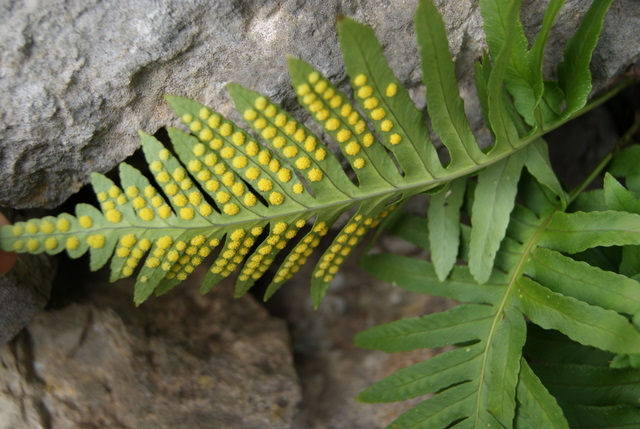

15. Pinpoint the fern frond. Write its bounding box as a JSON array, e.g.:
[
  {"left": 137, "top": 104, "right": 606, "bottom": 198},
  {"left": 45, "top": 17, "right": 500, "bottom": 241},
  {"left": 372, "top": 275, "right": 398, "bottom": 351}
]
[
  {"left": 360, "top": 155, "right": 640, "bottom": 427},
  {"left": 0, "top": 0, "right": 617, "bottom": 310}
]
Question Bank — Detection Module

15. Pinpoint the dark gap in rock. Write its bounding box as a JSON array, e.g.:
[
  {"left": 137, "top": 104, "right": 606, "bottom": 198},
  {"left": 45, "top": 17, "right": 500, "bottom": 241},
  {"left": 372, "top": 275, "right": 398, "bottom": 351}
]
[{"left": 545, "top": 82, "right": 639, "bottom": 192}]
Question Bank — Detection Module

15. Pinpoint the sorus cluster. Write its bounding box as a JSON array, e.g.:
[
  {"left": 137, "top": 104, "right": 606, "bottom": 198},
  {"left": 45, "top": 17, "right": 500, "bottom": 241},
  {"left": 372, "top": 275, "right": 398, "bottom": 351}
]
[
  {"left": 149, "top": 145, "right": 212, "bottom": 220},
  {"left": 313, "top": 206, "right": 396, "bottom": 283},
  {"left": 96, "top": 182, "right": 128, "bottom": 224},
  {"left": 210, "top": 227, "right": 263, "bottom": 278},
  {"left": 8, "top": 216, "right": 81, "bottom": 254},
  {"left": 114, "top": 234, "right": 153, "bottom": 278},
  {"left": 181, "top": 106, "right": 301, "bottom": 211},
  {"left": 272, "top": 219, "right": 329, "bottom": 285},
  {"left": 238, "top": 219, "right": 307, "bottom": 283},
  {"left": 244, "top": 95, "right": 326, "bottom": 186},
  {"left": 352, "top": 73, "right": 403, "bottom": 147},
  {"left": 139, "top": 233, "right": 217, "bottom": 282},
  {"left": 296, "top": 70, "right": 373, "bottom": 171},
  {"left": 125, "top": 178, "right": 174, "bottom": 222}
]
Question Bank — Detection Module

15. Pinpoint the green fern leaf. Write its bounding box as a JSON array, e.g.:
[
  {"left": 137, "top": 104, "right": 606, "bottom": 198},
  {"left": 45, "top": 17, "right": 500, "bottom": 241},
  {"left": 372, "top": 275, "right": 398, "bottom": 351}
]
[
  {"left": 533, "top": 362, "right": 640, "bottom": 406},
  {"left": 481, "top": 0, "right": 539, "bottom": 128},
  {"left": 416, "top": 0, "right": 485, "bottom": 165},
  {"left": 609, "top": 145, "right": 640, "bottom": 193},
  {"left": 527, "top": 247, "right": 640, "bottom": 316},
  {"left": 387, "top": 212, "right": 430, "bottom": 252},
  {"left": 516, "top": 276, "right": 640, "bottom": 354},
  {"left": 561, "top": 404, "right": 640, "bottom": 428},
  {"left": 469, "top": 150, "right": 527, "bottom": 283},
  {"left": 356, "top": 344, "right": 484, "bottom": 403},
  {"left": 557, "top": 0, "right": 615, "bottom": 118},
  {"left": 338, "top": 16, "right": 443, "bottom": 178},
  {"left": 428, "top": 178, "right": 466, "bottom": 280},
  {"left": 539, "top": 210, "right": 640, "bottom": 253},
  {"left": 361, "top": 164, "right": 640, "bottom": 427},
  {"left": 529, "top": 0, "right": 566, "bottom": 126},
  {"left": 523, "top": 139, "right": 568, "bottom": 206},
  {"left": 515, "top": 359, "right": 569, "bottom": 429}
]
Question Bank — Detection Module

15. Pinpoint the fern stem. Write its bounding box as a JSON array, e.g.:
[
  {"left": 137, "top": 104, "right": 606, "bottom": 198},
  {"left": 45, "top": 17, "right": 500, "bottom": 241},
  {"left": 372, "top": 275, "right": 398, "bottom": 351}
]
[{"left": 568, "top": 110, "right": 640, "bottom": 204}]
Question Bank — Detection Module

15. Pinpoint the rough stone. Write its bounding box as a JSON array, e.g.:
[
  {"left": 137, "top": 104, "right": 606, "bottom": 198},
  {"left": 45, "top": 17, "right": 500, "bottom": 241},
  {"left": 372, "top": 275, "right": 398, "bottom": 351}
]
[
  {"left": 1, "top": 0, "right": 638, "bottom": 208},
  {"left": 0, "top": 269, "right": 301, "bottom": 429},
  {"left": 0, "top": 253, "right": 53, "bottom": 344},
  {"left": 0, "top": 209, "right": 56, "bottom": 345}
]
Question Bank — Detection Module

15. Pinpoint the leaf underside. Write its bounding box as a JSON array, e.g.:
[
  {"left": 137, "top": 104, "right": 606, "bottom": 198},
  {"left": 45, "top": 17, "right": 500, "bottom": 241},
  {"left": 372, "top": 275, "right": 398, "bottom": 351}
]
[
  {"left": 2, "top": 0, "right": 598, "bottom": 306},
  {"left": 0, "top": 0, "right": 610, "bottom": 306}
]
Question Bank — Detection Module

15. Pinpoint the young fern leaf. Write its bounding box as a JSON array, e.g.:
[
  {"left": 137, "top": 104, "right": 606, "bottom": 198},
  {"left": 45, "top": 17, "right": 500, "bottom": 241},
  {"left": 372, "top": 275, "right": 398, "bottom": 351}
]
[
  {"left": 557, "top": 0, "right": 615, "bottom": 119},
  {"left": 416, "top": 0, "right": 485, "bottom": 166},
  {"left": 0, "top": 0, "right": 620, "bottom": 310},
  {"left": 427, "top": 178, "right": 466, "bottom": 281},
  {"left": 529, "top": 0, "right": 566, "bottom": 125},
  {"left": 482, "top": 0, "right": 614, "bottom": 128},
  {"left": 481, "top": 0, "right": 539, "bottom": 130},
  {"left": 360, "top": 166, "right": 640, "bottom": 427}
]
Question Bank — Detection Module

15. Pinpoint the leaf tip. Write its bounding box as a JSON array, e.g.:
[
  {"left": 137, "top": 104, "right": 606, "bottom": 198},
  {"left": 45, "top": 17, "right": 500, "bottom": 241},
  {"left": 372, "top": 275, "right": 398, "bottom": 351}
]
[
  {"left": 163, "top": 94, "right": 179, "bottom": 105},
  {"left": 354, "top": 392, "right": 369, "bottom": 403},
  {"left": 225, "top": 82, "right": 240, "bottom": 92}
]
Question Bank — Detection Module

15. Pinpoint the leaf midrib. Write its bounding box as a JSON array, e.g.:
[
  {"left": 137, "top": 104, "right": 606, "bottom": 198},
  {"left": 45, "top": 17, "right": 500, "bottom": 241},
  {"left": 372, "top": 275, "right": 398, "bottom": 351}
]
[
  {"left": 472, "top": 209, "right": 555, "bottom": 427},
  {"left": 5, "top": 134, "right": 544, "bottom": 246},
  {"left": 29, "top": 72, "right": 619, "bottom": 246}
]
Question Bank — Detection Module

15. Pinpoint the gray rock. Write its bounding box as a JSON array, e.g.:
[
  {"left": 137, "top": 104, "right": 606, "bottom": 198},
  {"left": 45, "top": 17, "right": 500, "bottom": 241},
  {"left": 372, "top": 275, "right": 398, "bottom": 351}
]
[
  {"left": 0, "top": 209, "right": 55, "bottom": 345},
  {"left": 0, "top": 254, "right": 54, "bottom": 344},
  {"left": 0, "top": 271, "right": 301, "bottom": 429},
  {"left": 1, "top": 0, "right": 638, "bottom": 209}
]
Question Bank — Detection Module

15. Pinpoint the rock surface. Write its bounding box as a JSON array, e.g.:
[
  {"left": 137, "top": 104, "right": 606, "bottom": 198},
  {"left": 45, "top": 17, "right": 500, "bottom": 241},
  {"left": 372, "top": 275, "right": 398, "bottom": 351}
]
[
  {"left": 1, "top": 0, "right": 638, "bottom": 208},
  {"left": 0, "top": 269, "right": 301, "bottom": 429},
  {"left": 0, "top": 209, "right": 55, "bottom": 344},
  {"left": 0, "top": 253, "right": 53, "bottom": 344}
]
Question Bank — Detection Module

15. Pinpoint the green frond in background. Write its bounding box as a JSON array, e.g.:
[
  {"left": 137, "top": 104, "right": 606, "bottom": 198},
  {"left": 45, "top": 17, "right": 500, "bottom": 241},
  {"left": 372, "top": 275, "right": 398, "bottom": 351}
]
[
  {"left": 0, "top": 0, "right": 615, "bottom": 309},
  {"left": 360, "top": 150, "right": 640, "bottom": 427}
]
